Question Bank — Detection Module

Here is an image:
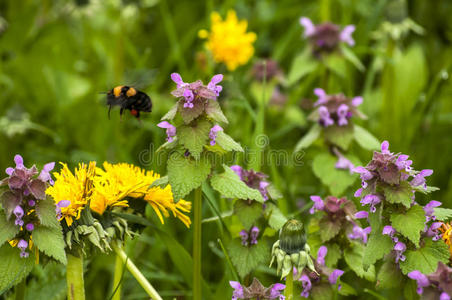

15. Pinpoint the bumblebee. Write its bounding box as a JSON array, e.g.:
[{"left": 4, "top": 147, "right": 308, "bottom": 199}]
[{"left": 106, "top": 86, "right": 152, "bottom": 119}]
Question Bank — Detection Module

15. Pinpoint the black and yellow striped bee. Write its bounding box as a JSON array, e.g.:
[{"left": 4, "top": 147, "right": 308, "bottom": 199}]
[{"left": 106, "top": 86, "right": 152, "bottom": 119}]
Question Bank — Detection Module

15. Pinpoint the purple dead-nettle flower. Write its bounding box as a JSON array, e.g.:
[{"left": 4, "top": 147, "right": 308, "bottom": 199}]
[
  {"left": 230, "top": 166, "right": 270, "bottom": 201},
  {"left": 28, "top": 199, "right": 36, "bottom": 207},
  {"left": 309, "top": 196, "right": 325, "bottom": 214},
  {"left": 207, "top": 74, "right": 223, "bottom": 97},
  {"left": 170, "top": 73, "right": 218, "bottom": 109},
  {"left": 56, "top": 200, "right": 71, "bottom": 220},
  {"left": 360, "top": 194, "right": 381, "bottom": 213},
  {"left": 316, "top": 246, "right": 327, "bottom": 266},
  {"left": 38, "top": 162, "right": 55, "bottom": 185},
  {"left": 394, "top": 242, "right": 406, "bottom": 263},
  {"left": 427, "top": 263, "right": 452, "bottom": 298},
  {"left": 25, "top": 223, "right": 35, "bottom": 232},
  {"left": 230, "top": 278, "right": 286, "bottom": 300},
  {"left": 337, "top": 104, "right": 349, "bottom": 126},
  {"left": 171, "top": 73, "right": 188, "bottom": 89},
  {"left": 314, "top": 88, "right": 328, "bottom": 106},
  {"left": 13, "top": 205, "right": 24, "bottom": 227},
  {"left": 348, "top": 224, "right": 371, "bottom": 243},
  {"left": 250, "top": 226, "right": 260, "bottom": 245},
  {"left": 230, "top": 281, "right": 245, "bottom": 300},
  {"left": 411, "top": 169, "right": 434, "bottom": 190},
  {"left": 157, "top": 121, "right": 177, "bottom": 143},
  {"left": 209, "top": 125, "right": 223, "bottom": 146},
  {"left": 329, "top": 269, "right": 345, "bottom": 290},
  {"left": 239, "top": 230, "right": 249, "bottom": 246},
  {"left": 300, "top": 275, "right": 312, "bottom": 298},
  {"left": 230, "top": 165, "right": 244, "bottom": 180},
  {"left": 18, "top": 239, "right": 29, "bottom": 258},
  {"left": 355, "top": 211, "right": 369, "bottom": 219},
  {"left": 333, "top": 148, "right": 354, "bottom": 174},
  {"left": 426, "top": 222, "right": 443, "bottom": 241},
  {"left": 424, "top": 200, "right": 442, "bottom": 222},
  {"left": 299, "top": 17, "right": 355, "bottom": 55},
  {"left": 408, "top": 270, "right": 430, "bottom": 295},
  {"left": 318, "top": 106, "right": 334, "bottom": 127},
  {"left": 441, "top": 293, "right": 451, "bottom": 300},
  {"left": 382, "top": 225, "right": 398, "bottom": 243}
]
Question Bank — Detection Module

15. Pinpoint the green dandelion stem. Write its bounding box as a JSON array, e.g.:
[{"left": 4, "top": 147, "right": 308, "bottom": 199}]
[
  {"left": 112, "top": 242, "right": 162, "bottom": 300},
  {"left": 111, "top": 252, "right": 125, "bottom": 300},
  {"left": 193, "top": 186, "right": 203, "bottom": 300},
  {"left": 67, "top": 253, "right": 86, "bottom": 300},
  {"left": 285, "top": 268, "right": 294, "bottom": 300}
]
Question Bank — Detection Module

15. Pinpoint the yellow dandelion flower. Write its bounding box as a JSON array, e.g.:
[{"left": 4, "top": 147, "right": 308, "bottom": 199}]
[
  {"left": 439, "top": 222, "right": 452, "bottom": 257},
  {"left": 46, "top": 162, "right": 96, "bottom": 227},
  {"left": 199, "top": 10, "right": 257, "bottom": 71},
  {"left": 90, "top": 162, "right": 192, "bottom": 227}
]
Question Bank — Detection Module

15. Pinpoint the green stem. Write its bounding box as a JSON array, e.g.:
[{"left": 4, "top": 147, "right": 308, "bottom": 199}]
[
  {"left": 193, "top": 186, "right": 203, "bottom": 300},
  {"left": 111, "top": 253, "right": 124, "bottom": 300},
  {"left": 15, "top": 278, "right": 26, "bottom": 300},
  {"left": 67, "top": 253, "right": 86, "bottom": 300},
  {"left": 112, "top": 242, "right": 163, "bottom": 300},
  {"left": 320, "top": 0, "right": 331, "bottom": 22},
  {"left": 284, "top": 269, "right": 294, "bottom": 300}
]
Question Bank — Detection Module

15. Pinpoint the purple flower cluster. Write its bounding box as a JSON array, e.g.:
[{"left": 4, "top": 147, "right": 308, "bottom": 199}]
[
  {"left": 313, "top": 88, "right": 363, "bottom": 128},
  {"left": 0, "top": 155, "right": 55, "bottom": 258},
  {"left": 408, "top": 263, "right": 452, "bottom": 299},
  {"left": 209, "top": 125, "right": 223, "bottom": 146},
  {"left": 353, "top": 141, "right": 433, "bottom": 213},
  {"left": 298, "top": 246, "right": 344, "bottom": 298},
  {"left": 171, "top": 73, "right": 223, "bottom": 109},
  {"left": 157, "top": 121, "right": 176, "bottom": 142},
  {"left": 239, "top": 226, "right": 260, "bottom": 246},
  {"left": 230, "top": 278, "right": 285, "bottom": 300},
  {"left": 231, "top": 166, "right": 270, "bottom": 201},
  {"left": 299, "top": 17, "right": 355, "bottom": 55}
]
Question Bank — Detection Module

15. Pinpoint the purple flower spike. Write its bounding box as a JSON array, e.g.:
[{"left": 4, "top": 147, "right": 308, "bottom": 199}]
[
  {"left": 317, "top": 246, "right": 328, "bottom": 266},
  {"left": 299, "top": 17, "right": 315, "bottom": 37},
  {"left": 411, "top": 169, "right": 433, "bottom": 189},
  {"left": 157, "top": 121, "right": 177, "bottom": 143},
  {"left": 207, "top": 74, "right": 223, "bottom": 97},
  {"left": 329, "top": 269, "right": 344, "bottom": 285},
  {"left": 13, "top": 205, "right": 24, "bottom": 219},
  {"left": 14, "top": 155, "right": 24, "bottom": 169},
  {"left": 407, "top": 270, "right": 430, "bottom": 295},
  {"left": 355, "top": 211, "right": 369, "bottom": 219},
  {"left": 337, "top": 104, "right": 349, "bottom": 126},
  {"left": 353, "top": 166, "right": 373, "bottom": 181},
  {"left": 351, "top": 96, "right": 363, "bottom": 107},
  {"left": 299, "top": 275, "right": 312, "bottom": 298},
  {"left": 318, "top": 106, "right": 334, "bottom": 127},
  {"left": 339, "top": 25, "right": 355, "bottom": 46},
  {"left": 309, "top": 196, "right": 325, "bottom": 214},
  {"left": 25, "top": 223, "right": 34, "bottom": 232},
  {"left": 270, "top": 283, "right": 286, "bottom": 299},
  {"left": 427, "top": 222, "right": 443, "bottom": 240},
  {"left": 38, "top": 162, "right": 55, "bottom": 184},
  {"left": 183, "top": 89, "right": 195, "bottom": 108},
  {"left": 250, "top": 226, "right": 259, "bottom": 245},
  {"left": 360, "top": 194, "right": 381, "bottom": 213},
  {"left": 209, "top": 125, "right": 223, "bottom": 146},
  {"left": 230, "top": 165, "right": 243, "bottom": 180},
  {"left": 314, "top": 88, "right": 328, "bottom": 106},
  {"left": 229, "top": 281, "right": 245, "bottom": 300},
  {"left": 394, "top": 242, "right": 406, "bottom": 263},
  {"left": 240, "top": 230, "right": 249, "bottom": 246},
  {"left": 348, "top": 225, "right": 371, "bottom": 243},
  {"left": 170, "top": 73, "right": 186, "bottom": 89}
]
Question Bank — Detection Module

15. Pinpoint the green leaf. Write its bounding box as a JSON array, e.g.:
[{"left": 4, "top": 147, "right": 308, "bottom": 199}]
[
  {"left": 265, "top": 203, "right": 287, "bottom": 230},
  {"left": 344, "top": 243, "right": 376, "bottom": 281},
  {"left": 234, "top": 200, "right": 262, "bottom": 229},
  {"left": 215, "top": 131, "right": 244, "bottom": 152},
  {"left": 178, "top": 118, "right": 211, "bottom": 160},
  {"left": 167, "top": 151, "right": 211, "bottom": 201},
  {"left": 266, "top": 184, "right": 283, "bottom": 200},
  {"left": 324, "top": 243, "right": 342, "bottom": 267},
  {"left": 294, "top": 124, "right": 321, "bottom": 152},
  {"left": 210, "top": 165, "right": 263, "bottom": 203},
  {"left": 312, "top": 153, "right": 359, "bottom": 196},
  {"left": 376, "top": 259, "right": 403, "bottom": 289},
  {"left": 399, "top": 239, "right": 450, "bottom": 275},
  {"left": 323, "top": 123, "right": 354, "bottom": 150},
  {"left": 228, "top": 238, "right": 268, "bottom": 278},
  {"left": 161, "top": 102, "right": 179, "bottom": 121},
  {"left": 433, "top": 207, "right": 452, "bottom": 221},
  {"left": 148, "top": 176, "right": 168, "bottom": 189},
  {"left": 318, "top": 217, "right": 341, "bottom": 243},
  {"left": 338, "top": 282, "right": 357, "bottom": 296},
  {"left": 32, "top": 226, "right": 67, "bottom": 264},
  {"left": 0, "top": 210, "right": 19, "bottom": 247},
  {"left": 310, "top": 283, "right": 333, "bottom": 300},
  {"left": 205, "top": 99, "right": 228, "bottom": 124},
  {"left": 390, "top": 205, "right": 425, "bottom": 247},
  {"left": 340, "top": 44, "right": 365, "bottom": 72},
  {"left": 178, "top": 99, "right": 206, "bottom": 124},
  {"left": 383, "top": 181, "right": 413, "bottom": 208},
  {"left": 0, "top": 244, "right": 35, "bottom": 293},
  {"left": 353, "top": 125, "right": 380, "bottom": 151},
  {"left": 363, "top": 232, "right": 394, "bottom": 270},
  {"left": 35, "top": 199, "right": 60, "bottom": 229},
  {"left": 287, "top": 51, "right": 318, "bottom": 86}
]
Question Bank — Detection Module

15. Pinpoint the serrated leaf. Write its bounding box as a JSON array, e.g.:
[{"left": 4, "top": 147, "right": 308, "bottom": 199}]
[
  {"left": 287, "top": 51, "right": 318, "bottom": 86},
  {"left": 265, "top": 203, "right": 287, "bottom": 230},
  {"left": 340, "top": 44, "right": 365, "bottom": 72},
  {"left": 32, "top": 226, "right": 67, "bottom": 264},
  {"left": 228, "top": 238, "right": 268, "bottom": 278},
  {"left": 310, "top": 283, "right": 333, "bottom": 300},
  {"left": 399, "top": 239, "right": 450, "bottom": 275},
  {"left": 312, "top": 153, "right": 359, "bottom": 196},
  {"left": 0, "top": 210, "right": 19, "bottom": 247},
  {"left": 363, "top": 232, "right": 394, "bottom": 270},
  {"left": 318, "top": 217, "right": 341, "bottom": 242},
  {"left": 161, "top": 102, "right": 179, "bottom": 121},
  {"left": 148, "top": 176, "right": 168, "bottom": 189},
  {"left": 205, "top": 99, "right": 228, "bottom": 124},
  {"left": 1, "top": 190, "right": 21, "bottom": 220},
  {"left": 376, "top": 259, "right": 403, "bottom": 289},
  {"left": 266, "top": 184, "right": 283, "bottom": 200},
  {"left": 178, "top": 99, "right": 206, "bottom": 124},
  {"left": 433, "top": 207, "right": 452, "bottom": 221},
  {"left": 353, "top": 125, "right": 380, "bottom": 151},
  {"left": 390, "top": 205, "right": 425, "bottom": 247},
  {"left": 155, "top": 137, "right": 178, "bottom": 153},
  {"left": 210, "top": 165, "right": 263, "bottom": 203},
  {"left": 0, "top": 244, "right": 35, "bottom": 293},
  {"left": 338, "top": 282, "right": 357, "bottom": 296},
  {"left": 234, "top": 200, "right": 262, "bottom": 229},
  {"left": 178, "top": 118, "right": 211, "bottom": 160},
  {"left": 35, "top": 199, "right": 60, "bottom": 229},
  {"left": 324, "top": 123, "right": 354, "bottom": 150},
  {"left": 294, "top": 124, "right": 321, "bottom": 152},
  {"left": 215, "top": 131, "right": 244, "bottom": 152},
  {"left": 324, "top": 243, "right": 342, "bottom": 267},
  {"left": 344, "top": 243, "right": 376, "bottom": 281},
  {"left": 167, "top": 152, "right": 211, "bottom": 201},
  {"left": 383, "top": 181, "right": 413, "bottom": 208}
]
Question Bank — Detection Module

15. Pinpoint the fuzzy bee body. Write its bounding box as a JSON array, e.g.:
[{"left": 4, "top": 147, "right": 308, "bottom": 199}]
[{"left": 106, "top": 85, "right": 152, "bottom": 119}]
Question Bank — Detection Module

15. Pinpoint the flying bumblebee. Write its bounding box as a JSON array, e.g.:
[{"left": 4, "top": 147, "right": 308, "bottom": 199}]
[{"left": 106, "top": 85, "right": 152, "bottom": 119}]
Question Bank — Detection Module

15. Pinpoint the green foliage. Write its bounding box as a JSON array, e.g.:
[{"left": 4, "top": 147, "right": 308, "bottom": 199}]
[
  {"left": 324, "top": 243, "right": 342, "bottom": 267},
  {"left": 344, "top": 243, "right": 376, "bottom": 281},
  {"left": 287, "top": 50, "right": 318, "bottom": 86},
  {"left": 318, "top": 217, "right": 341, "bottom": 243},
  {"left": 390, "top": 205, "right": 425, "bottom": 247},
  {"left": 265, "top": 203, "right": 287, "bottom": 230},
  {"left": 311, "top": 283, "right": 334, "bottom": 300},
  {"left": 434, "top": 207, "right": 452, "bottom": 221},
  {"left": 215, "top": 131, "right": 244, "bottom": 152},
  {"left": 177, "top": 118, "right": 211, "bottom": 160},
  {"left": 294, "top": 124, "right": 321, "bottom": 152},
  {"left": 234, "top": 200, "right": 262, "bottom": 229},
  {"left": 205, "top": 99, "right": 229, "bottom": 124},
  {"left": 167, "top": 151, "right": 211, "bottom": 201},
  {"left": 228, "top": 238, "right": 268, "bottom": 279},
  {"left": 323, "top": 124, "right": 354, "bottom": 150},
  {"left": 210, "top": 165, "right": 263, "bottom": 203},
  {"left": 399, "top": 239, "right": 450, "bottom": 275},
  {"left": 376, "top": 260, "right": 403, "bottom": 290},
  {"left": 353, "top": 125, "right": 380, "bottom": 151},
  {"left": 35, "top": 199, "right": 60, "bottom": 229},
  {"left": 0, "top": 244, "right": 35, "bottom": 293},
  {"left": 32, "top": 226, "right": 67, "bottom": 265},
  {"left": 0, "top": 210, "right": 19, "bottom": 247},
  {"left": 178, "top": 100, "right": 206, "bottom": 124},
  {"left": 363, "top": 232, "right": 394, "bottom": 270},
  {"left": 383, "top": 181, "right": 413, "bottom": 208}
]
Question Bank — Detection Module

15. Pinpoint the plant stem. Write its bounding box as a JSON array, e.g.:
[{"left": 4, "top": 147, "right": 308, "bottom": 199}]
[
  {"left": 67, "top": 253, "right": 86, "bottom": 300},
  {"left": 112, "top": 242, "right": 163, "bottom": 300},
  {"left": 111, "top": 252, "right": 124, "bottom": 300},
  {"left": 193, "top": 186, "right": 203, "bottom": 300},
  {"left": 15, "top": 278, "right": 25, "bottom": 300},
  {"left": 320, "top": 0, "right": 331, "bottom": 22},
  {"left": 285, "top": 269, "right": 294, "bottom": 300}
]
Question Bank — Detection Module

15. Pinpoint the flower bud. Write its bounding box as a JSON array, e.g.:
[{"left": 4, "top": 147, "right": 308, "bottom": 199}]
[{"left": 279, "top": 219, "right": 306, "bottom": 254}]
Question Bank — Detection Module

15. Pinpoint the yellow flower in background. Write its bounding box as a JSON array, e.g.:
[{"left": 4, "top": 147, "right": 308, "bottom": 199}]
[
  {"left": 199, "top": 10, "right": 257, "bottom": 71},
  {"left": 90, "top": 162, "right": 192, "bottom": 227},
  {"left": 46, "top": 162, "right": 96, "bottom": 226},
  {"left": 439, "top": 222, "right": 452, "bottom": 257}
]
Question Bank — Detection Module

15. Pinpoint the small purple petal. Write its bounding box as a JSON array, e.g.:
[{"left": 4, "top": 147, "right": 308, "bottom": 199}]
[
  {"left": 381, "top": 141, "right": 390, "bottom": 154},
  {"left": 329, "top": 269, "right": 344, "bottom": 285},
  {"left": 339, "top": 25, "right": 355, "bottom": 46},
  {"left": 407, "top": 270, "right": 430, "bottom": 295},
  {"left": 299, "top": 17, "right": 315, "bottom": 37},
  {"left": 355, "top": 211, "right": 369, "bottom": 219},
  {"left": 6, "top": 167, "right": 14, "bottom": 176},
  {"left": 309, "top": 195, "right": 325, "bottom": 214},
  {"left": 13, "top": 205, "right": 24, "bottom": 219},
  {"left": 25, "top": 223, "right": 34, "bottom": 232},
  {"left": 351, "top": 96, "right": 363, "bottom": 107},
  {"left": 317, "top": 246, "right": 328, "bottom": 266},
  {"left": 17, "top": 239, "right": 28, "bottom": 250},
  {"left": 57, "top": 200, "right": 71, "bottom": 208},
  {"left": 14, "top": 155, "right": 24, "bottom": 168},
  {"left": 354, "top": 188, "right": 363, "bottom": 197}
]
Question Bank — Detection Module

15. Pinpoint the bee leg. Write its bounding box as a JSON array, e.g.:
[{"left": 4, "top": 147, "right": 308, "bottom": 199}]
[
  {"left": 120, "top": 108, "right": 124, "bottom": 122},
  {"left": 108, "top": 105, "right": 112, "bottom": 120}
]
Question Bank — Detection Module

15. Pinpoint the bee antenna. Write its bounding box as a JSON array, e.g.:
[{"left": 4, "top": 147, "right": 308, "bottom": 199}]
[{"left": 99, "top": 91, "right": 108, "bottom": 94}]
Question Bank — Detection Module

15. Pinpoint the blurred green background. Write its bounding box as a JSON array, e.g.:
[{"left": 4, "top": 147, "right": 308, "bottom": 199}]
[{"left": 1, "top": 0, "right": 452, "bottom": 299}]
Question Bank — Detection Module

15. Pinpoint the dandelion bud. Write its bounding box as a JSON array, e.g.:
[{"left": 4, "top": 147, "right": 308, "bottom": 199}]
[{"left": 279, "top": 219, "right": 306, "bottom": 254}]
